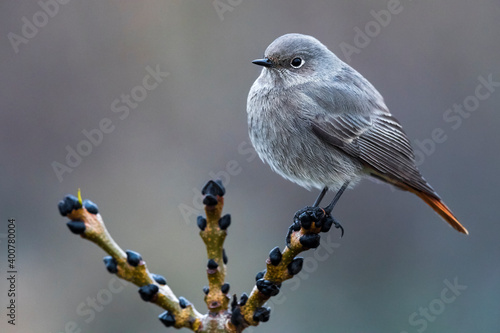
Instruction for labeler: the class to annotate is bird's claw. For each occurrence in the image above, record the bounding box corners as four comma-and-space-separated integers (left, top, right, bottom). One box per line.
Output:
331, 216, 344, 238
294, 206, 325, 229
287, 206, 344, 246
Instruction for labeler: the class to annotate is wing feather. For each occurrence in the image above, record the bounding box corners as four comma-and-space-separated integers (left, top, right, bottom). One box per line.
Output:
311, 111, 438, 197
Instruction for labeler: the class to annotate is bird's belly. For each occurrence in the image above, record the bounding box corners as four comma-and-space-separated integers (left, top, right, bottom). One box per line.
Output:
249, 114, 363, 191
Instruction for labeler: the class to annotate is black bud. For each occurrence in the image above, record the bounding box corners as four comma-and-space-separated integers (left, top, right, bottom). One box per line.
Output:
255, 270, 265, 281
207, 259, 219, 270
83, 199, 99, 214
203, 195, 218, 206
296, 207, 325, 229
231, 294, 238, 310
223, 248, 228, 264
287, 257, 303, 276
151, 274, 167, 285
66, 221, 86, 235
103, 256, 118, 274
216, 180, 227, 194
218, 214, 231, 230
159, 311, 176, 327
300, 234, 321, 249
203, 286, 209, 295
231, 307, 244, 327
126, 250, 142, 267
287, 222, 302, 245
291, 222, 302, 231
201, 180, 225, 197
299, 214, 313, 229
256, 279, 280, 297
178, 296, 189, 308
253, 307, 271, 322
197, 216, 207, 231
58, 201, 69, 217
138, 284, 159, 302
58, 195, 82, 216
239, 293, 248, 306
221, 283, 230, 294
269, 246, 282, 266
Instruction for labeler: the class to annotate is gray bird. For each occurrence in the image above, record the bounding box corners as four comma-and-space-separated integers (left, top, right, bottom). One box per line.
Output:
247, 33, 468, 234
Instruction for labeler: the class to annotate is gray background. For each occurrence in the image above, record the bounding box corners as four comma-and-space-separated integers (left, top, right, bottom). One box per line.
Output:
1, 1, 499, 332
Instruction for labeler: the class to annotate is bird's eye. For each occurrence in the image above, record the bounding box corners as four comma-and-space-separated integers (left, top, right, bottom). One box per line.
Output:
290, 57, 304, 68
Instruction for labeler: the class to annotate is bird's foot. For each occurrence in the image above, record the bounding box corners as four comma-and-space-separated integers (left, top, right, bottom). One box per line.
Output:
325, 215, 344, 238
286, 206, 344, 246
294, 206, 325, 229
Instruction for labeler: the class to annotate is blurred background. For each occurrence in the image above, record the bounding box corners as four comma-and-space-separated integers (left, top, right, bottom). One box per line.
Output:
1, 1, 499, 332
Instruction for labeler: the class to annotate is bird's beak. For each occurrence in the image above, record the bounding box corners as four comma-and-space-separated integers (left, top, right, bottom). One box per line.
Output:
252, 58, 273, 68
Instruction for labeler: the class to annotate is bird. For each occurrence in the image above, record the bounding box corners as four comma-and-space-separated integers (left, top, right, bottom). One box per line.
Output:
246, 33, 468, 235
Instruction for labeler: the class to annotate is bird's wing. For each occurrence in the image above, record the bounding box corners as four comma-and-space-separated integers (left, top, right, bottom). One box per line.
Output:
310, 110, 438, 197
311, 110, 471, 234
302, 70, 467, 234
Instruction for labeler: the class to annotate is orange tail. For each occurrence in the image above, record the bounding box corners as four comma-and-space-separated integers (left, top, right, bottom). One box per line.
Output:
415, 192, 469, 235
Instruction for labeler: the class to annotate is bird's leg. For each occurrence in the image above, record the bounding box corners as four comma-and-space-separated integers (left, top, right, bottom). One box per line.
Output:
287, 206, 326, 246
287, 186, 333, 245
319, 181, 349, 237
312, 186, 328, 207
292, 186, 328, 224
287, 183, 349, 245
292, 186, 328, 228
324, 182, 349, 215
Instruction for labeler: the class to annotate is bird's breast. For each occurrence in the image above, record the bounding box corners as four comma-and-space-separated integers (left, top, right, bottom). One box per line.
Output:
247, 82, 362, 190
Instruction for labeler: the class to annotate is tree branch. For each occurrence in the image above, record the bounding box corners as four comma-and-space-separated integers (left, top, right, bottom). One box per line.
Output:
58, 195, 203, 331
238, 206, 336, 327
198, 180, 231, 314
58, 181, 340, 332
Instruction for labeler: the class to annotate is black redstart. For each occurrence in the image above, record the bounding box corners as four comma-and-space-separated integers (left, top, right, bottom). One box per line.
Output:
247, 33, 468, 234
